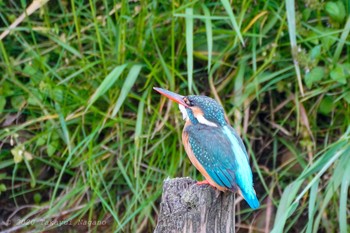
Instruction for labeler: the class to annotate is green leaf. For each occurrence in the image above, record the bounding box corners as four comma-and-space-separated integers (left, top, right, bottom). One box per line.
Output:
302, 8, 311, 21
0, 96, 6, 113
33, 193, 42, 204
87, 64, 127, 110
23, 64, 42, 84
11, 95, 25, 110
36, 137, 46, 147
343, 92, 350, 104
0, 184, 6, 192
319, 96, 334, 115
305, 66, 325, 88
330, 63, 350, 84
47, 142, 58, 157
111, 64, 142, 117
325, 1, 345, 23
309, 45, 321, 61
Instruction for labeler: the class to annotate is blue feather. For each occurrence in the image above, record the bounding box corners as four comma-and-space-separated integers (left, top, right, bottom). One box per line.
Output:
185, 123, 260, 209
242, 188, 260, 209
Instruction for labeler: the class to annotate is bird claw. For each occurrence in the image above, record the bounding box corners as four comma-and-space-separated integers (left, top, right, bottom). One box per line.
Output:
196, 180, 220, 190
197, 180, 230, 192
197, 180, 219, 188
196, 180, 210, 185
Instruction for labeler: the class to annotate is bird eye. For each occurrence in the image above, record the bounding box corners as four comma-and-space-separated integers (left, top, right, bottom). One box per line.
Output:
183, 97, 192, 106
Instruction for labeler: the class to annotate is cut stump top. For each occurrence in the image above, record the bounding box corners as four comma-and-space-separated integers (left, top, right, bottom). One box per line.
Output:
154, 177, 235, 233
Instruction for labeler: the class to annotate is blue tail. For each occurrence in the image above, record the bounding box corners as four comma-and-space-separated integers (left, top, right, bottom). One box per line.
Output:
242, 189, 260, 209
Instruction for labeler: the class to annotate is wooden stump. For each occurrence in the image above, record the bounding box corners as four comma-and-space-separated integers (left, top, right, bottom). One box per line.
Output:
154, 177, 235, 233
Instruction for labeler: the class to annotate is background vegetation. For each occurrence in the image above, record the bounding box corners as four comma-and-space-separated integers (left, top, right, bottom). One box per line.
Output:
0, 0, 349, 232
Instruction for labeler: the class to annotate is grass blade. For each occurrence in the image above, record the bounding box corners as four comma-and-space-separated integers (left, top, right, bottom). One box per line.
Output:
333, 16, 350, 64
94, 188, 121, 227
49, 35, 82, 58
111, 64, 143, 117
285, 0, 304, 96
293, 148, 345, 206
173, 13, 229, 20
87, 64, 127, 110
151, 29, 174, 89
306, 180, 319, 233
135, 90, 148, 145
339, 156, 350, 233
56, 102, 71, 153
185, 8, 193, 93
313, 148, 350, 232
0, 0, 49, 40
58, 61, 100, 85
23, 157, 36, 188
201, 4, 213, 74
220, 0, 244, 46
271, 180, 303, 233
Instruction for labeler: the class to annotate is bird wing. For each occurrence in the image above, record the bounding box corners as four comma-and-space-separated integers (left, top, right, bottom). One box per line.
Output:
184, 124, 242, 190
184, 123, 260, 209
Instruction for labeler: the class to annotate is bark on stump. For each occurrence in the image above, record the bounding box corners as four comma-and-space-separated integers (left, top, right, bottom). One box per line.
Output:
154, 177, 235, 233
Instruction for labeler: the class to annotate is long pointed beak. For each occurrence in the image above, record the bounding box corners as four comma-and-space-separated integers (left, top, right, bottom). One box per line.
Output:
153, 87, 190, 108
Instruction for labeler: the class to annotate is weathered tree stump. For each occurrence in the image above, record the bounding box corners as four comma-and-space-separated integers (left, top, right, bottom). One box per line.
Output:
154, 177, 235, 233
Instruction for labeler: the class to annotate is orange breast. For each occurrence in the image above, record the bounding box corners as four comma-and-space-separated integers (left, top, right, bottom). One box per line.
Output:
182, 121, 226, 191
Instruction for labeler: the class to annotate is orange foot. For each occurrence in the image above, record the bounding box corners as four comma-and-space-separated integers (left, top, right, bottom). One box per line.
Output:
196, 180, 218, 189
197, 180, 210, 185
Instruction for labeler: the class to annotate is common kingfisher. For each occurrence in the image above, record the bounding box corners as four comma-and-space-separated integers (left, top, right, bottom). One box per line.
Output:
154, 87, 260, 209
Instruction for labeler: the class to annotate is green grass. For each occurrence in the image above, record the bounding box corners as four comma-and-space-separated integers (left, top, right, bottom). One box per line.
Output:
0, 0, 349, 232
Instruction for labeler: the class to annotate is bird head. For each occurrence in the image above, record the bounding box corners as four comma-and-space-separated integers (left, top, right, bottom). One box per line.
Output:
154, 87, 227, 127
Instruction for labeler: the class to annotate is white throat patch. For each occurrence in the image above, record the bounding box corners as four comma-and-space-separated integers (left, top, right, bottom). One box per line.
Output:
178, 104, 188, 120
178, 104, 218, 127
196, 115, 218, 127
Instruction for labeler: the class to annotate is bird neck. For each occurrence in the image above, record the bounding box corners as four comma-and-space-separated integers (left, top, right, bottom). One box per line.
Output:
186, 108, 230, 127
186, 109, 199, 124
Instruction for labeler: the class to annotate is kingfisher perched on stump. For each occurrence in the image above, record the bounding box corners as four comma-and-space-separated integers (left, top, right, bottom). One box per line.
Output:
154, 87, 260, 209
